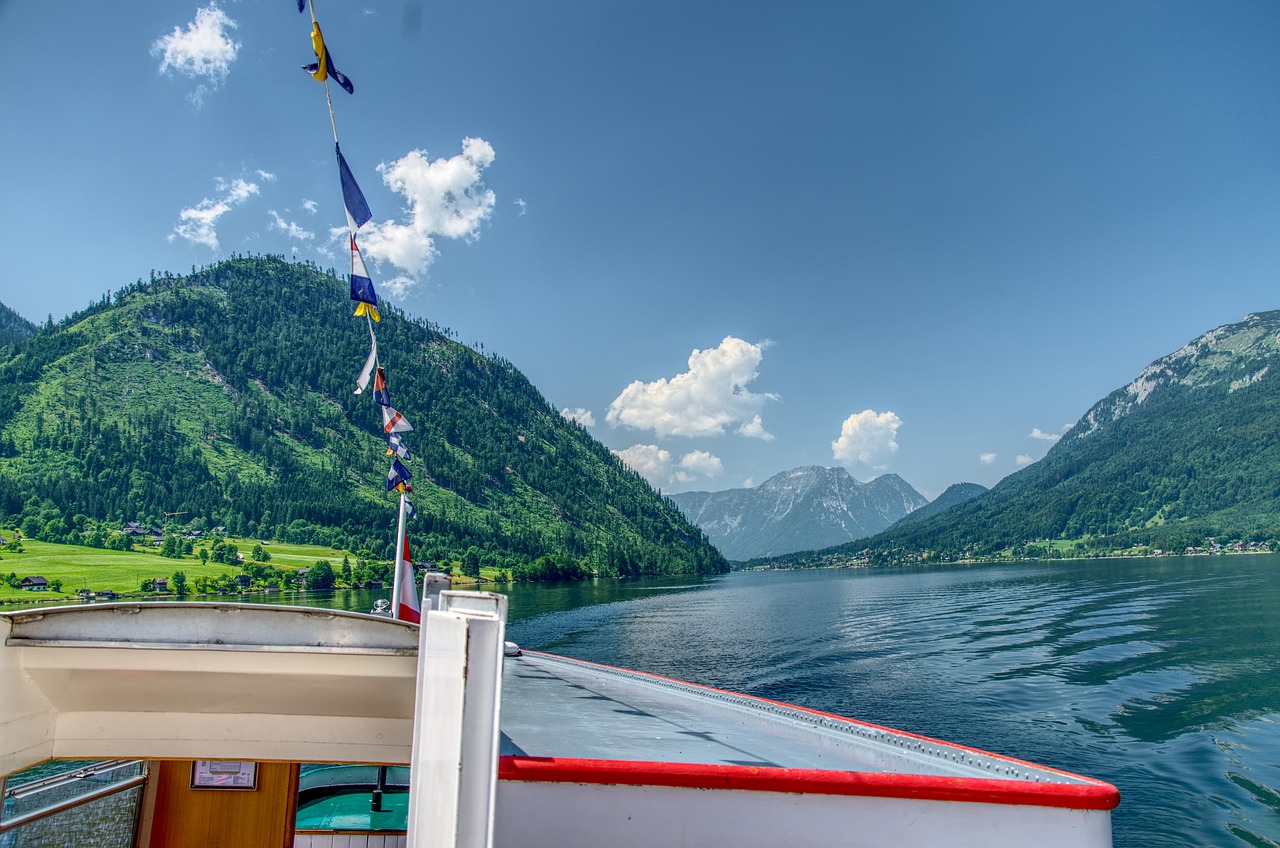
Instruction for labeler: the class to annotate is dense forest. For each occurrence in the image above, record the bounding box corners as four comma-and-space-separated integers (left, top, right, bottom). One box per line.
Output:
0, 257, 728, 579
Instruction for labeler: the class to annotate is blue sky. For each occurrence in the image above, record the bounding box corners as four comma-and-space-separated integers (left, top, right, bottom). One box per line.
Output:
2, 1, 1279, 498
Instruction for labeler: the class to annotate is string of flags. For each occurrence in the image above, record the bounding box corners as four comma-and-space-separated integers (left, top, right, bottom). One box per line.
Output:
297, 0, 418, 622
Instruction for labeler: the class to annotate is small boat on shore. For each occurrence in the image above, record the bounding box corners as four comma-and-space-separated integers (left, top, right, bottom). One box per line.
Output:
0, 600, 1117, 847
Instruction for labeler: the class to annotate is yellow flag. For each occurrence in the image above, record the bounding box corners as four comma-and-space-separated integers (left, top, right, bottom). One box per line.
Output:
310, 23, 329, 82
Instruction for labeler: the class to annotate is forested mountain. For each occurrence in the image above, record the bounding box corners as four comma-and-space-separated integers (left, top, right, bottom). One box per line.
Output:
766, 311, 1280, 566
0, 302, 36, 352
670, 466, 926, 560
0, 257, 727, 578
890, 483, 987, 528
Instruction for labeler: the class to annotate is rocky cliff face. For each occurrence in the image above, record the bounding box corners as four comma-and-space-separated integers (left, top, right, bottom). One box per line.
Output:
670, 466, 927, 560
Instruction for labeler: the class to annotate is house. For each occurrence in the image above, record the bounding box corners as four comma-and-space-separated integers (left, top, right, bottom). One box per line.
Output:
20, 576, 49, 591
154, 578, 168, 592
237, 574, 252, 590
97, 590, 119, 600
124, 522, 148, 536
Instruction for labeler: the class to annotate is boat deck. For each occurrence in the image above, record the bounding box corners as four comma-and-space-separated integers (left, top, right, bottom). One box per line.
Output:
500, 651, 1082, 784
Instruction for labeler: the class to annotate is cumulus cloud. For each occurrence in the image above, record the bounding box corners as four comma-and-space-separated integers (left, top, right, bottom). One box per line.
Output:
169, 177, 259, 250
606, 337, 777, 439
514, 198, 527, 216
1030, 428, 1061, 442
680, 450, 723, 478
1016, 454, 1034, 466
356, 138, 496, 292
831, 409, 902, 469
560, 407, 596, 428
256, 170, 277, 183
152, 4, 240, 106
303, 199, 319, 214
268, 210, 315, 242
980, 452, 997, 465
613, 444, 724, 489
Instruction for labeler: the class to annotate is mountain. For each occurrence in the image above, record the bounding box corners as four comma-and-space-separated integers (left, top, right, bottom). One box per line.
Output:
0, 257, 727, 579
0, 302, 36, 351
891, 482, 987, 528
669, 466, 927, 560
773, 311, 1280, 565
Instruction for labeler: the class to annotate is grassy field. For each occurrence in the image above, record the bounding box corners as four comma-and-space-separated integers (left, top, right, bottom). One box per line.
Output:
0, 534, 356, 603
0, 532, 501, 605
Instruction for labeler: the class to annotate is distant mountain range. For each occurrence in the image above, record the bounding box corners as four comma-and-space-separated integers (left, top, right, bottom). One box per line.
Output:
0, 258, 727, 579
769, 310, 1280, 566
669, 466, 927, 560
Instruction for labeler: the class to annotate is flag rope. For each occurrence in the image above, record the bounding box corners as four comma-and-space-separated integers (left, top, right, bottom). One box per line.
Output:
298, 0, 419, 621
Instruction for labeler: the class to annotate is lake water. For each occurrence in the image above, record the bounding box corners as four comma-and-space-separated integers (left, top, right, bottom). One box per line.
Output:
253, 554, 1280, 847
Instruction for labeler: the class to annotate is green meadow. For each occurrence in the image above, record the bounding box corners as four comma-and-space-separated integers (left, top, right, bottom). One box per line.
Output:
0, 534, 355, 603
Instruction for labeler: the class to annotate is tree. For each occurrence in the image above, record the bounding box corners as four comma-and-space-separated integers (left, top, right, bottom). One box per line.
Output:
171, 571, 188, 596
48, 578, 63, 592
305, 561, 335, 591
251, 543, 270, 562
463, 546, 481, 579
198, 548, 209, 565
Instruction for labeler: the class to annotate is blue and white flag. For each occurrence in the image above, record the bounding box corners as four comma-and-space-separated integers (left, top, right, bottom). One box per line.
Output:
404, 496, 417, 520
336, 143, 372, 229
387, 431, 410, 461
350, 232, 378, 308
386, 457, 412, 492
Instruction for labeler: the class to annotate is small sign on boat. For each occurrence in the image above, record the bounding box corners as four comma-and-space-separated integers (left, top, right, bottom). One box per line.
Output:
191, 760, 257, 790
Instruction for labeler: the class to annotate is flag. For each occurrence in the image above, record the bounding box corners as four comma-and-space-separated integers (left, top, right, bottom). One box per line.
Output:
350, 231, 379, 320
403, 496, 416, 519
396, 535, 421, 624
371, 366, 389, 407
303, 22, 354, 94
387, 431, 410, 460
386, 457, 412, 492
354, 334, 377, 394
382, 406, 412, 434
337, 143, 372, 229
296, 0, 306, 11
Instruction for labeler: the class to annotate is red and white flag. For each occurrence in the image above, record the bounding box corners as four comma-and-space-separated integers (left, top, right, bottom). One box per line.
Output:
396, 534, 421, 624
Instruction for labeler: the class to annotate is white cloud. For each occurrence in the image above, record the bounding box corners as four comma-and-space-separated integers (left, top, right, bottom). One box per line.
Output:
256, 170, 277, 183
613, 444, 723, 489
980, 452, 997, 465
514, 198, 527, 216
560, 407, 596, 427
268, 210, 315, 242
606, 337, 777, 439
152, 4, 240, 106
680, 450, 723, 478
831, 409, 902, 469
1016, 454, 1034, 466
737, 414, 774, 441
169, 177, 259, 250
303, 199, 318, 215
1030, 427, 1061, 442
357, 138, 497, 291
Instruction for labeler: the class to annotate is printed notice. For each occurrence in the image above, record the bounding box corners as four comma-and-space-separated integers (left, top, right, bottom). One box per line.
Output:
191, 760, 257, 790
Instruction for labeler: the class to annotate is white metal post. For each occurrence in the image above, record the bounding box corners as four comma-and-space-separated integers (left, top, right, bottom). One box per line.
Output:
406, 591, 508, 848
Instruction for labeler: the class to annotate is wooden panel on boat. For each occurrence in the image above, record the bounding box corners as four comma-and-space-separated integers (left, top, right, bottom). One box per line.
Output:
141, 760, 299, 848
